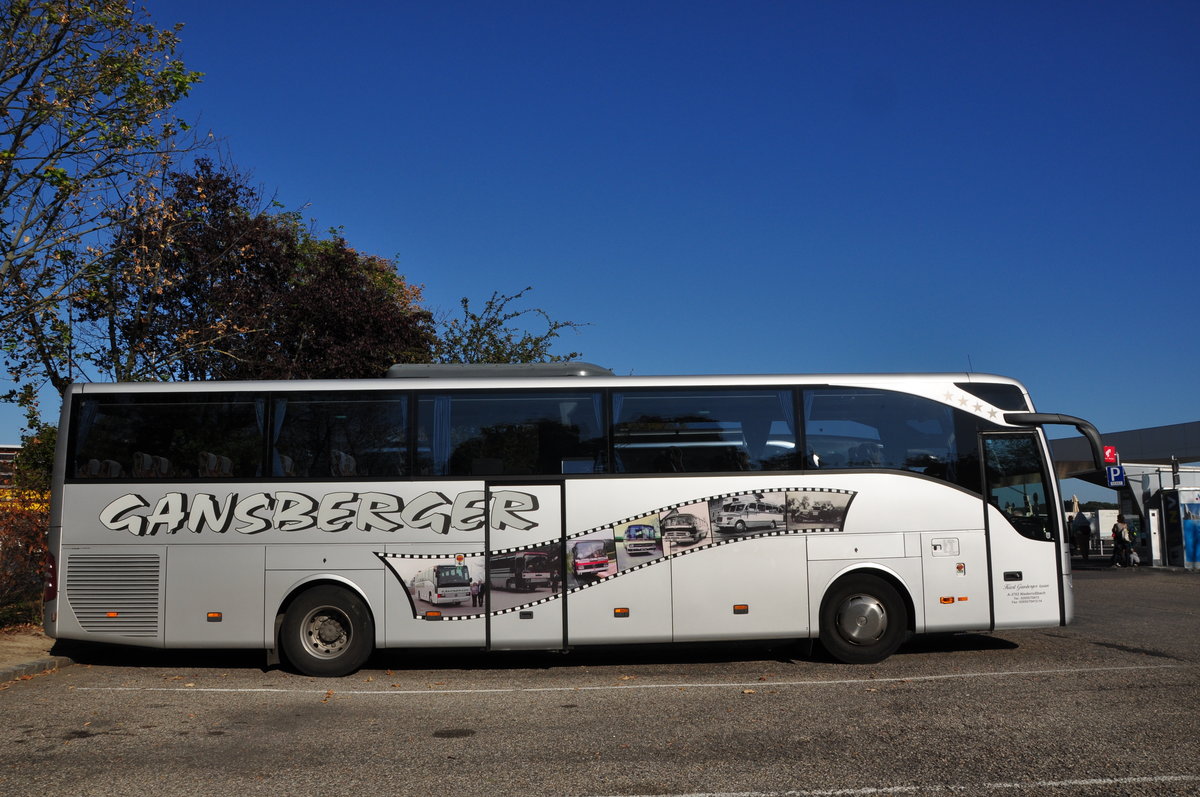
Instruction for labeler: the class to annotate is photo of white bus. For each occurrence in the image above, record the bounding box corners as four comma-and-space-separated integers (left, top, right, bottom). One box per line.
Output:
622, 524, 659, 555
42, 364, 1104, 676
410, 564, 472, 606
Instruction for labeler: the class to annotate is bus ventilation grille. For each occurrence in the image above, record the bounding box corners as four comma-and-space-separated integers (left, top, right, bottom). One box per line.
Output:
65, 553, 161, 637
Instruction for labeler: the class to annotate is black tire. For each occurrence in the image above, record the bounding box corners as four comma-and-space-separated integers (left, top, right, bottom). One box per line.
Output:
818, 574, 906, 664
281, 585, 374, 677
734, 520, 747, 534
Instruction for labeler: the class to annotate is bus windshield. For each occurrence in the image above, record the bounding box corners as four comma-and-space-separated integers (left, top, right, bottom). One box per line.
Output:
435, 565, 471, 586
574, 541, 607, 559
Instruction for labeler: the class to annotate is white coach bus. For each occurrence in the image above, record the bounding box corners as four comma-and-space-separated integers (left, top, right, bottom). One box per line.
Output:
43, 364, 1103, 676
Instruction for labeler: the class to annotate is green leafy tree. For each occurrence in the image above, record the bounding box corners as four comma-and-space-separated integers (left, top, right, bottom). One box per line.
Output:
12, 419, 54, 491
0, 0, 202, 399
434, 287, 585, 364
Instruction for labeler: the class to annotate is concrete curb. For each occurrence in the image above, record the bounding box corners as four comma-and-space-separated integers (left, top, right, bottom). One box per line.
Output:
0, 654, 74, 684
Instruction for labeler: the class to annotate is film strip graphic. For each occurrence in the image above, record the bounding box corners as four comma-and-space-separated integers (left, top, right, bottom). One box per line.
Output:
378, 486, 856, 621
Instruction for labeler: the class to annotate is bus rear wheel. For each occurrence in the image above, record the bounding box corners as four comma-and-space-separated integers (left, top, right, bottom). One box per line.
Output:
819, 574, 906, 664
281, 585, 374, 677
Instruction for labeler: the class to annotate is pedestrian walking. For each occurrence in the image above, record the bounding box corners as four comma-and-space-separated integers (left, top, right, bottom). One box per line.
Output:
1110, 514, 1131, 568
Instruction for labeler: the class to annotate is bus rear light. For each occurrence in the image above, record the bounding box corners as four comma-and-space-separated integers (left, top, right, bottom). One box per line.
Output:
957, 597, 969, 602
207, 612, 223, 622
939, 597, 954, 605
613, 608, 629, 618
105, 611, 120, 618
733, 604, 749, 615
424, 611, 443, 620
42, 552, 57, 602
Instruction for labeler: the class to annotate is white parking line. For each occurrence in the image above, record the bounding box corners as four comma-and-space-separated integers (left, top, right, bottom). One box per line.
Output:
76, 662, 1184, 696
592, 774, 1200, 796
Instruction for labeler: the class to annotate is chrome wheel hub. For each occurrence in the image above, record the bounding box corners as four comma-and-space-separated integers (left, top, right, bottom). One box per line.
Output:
836, 593, 887, 645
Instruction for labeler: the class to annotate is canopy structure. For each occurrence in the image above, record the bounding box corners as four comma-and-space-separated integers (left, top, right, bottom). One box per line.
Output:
1050, 421, 1200, 482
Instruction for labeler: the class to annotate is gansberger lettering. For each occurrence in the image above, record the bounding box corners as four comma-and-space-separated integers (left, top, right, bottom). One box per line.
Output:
98, 489, 540, 537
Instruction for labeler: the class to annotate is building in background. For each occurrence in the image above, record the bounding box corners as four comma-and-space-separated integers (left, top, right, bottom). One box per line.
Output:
0, 444, 18, 488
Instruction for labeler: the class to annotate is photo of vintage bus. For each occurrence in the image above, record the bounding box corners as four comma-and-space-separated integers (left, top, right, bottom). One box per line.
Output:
660, 512, 707, 545
714, 496, 785, 534
489, 551, 552, 592
569, 539, 611, 580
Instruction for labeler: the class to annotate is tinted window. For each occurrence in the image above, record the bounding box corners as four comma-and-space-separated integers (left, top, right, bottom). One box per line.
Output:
272, 393, 408, 478
417, 392, 604, 477
804, 387, 983, 492
71, 393, 264, 479
612, 389, 796, 473
955, 382, 1029, 411
984, 434, 1055, 541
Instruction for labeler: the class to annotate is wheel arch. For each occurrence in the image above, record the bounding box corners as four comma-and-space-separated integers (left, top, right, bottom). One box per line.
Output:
814, 563, 917, 636
271, 574, 380, 649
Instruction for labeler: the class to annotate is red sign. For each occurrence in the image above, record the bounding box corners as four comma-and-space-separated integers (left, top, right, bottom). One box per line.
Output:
1103, 446, 1119, 464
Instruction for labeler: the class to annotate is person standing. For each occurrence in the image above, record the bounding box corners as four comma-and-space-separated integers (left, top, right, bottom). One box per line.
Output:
1110, 515, 1131, 568
1074, 513, 1093, 560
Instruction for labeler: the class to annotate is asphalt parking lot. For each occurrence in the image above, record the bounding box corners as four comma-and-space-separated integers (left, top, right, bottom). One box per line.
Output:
1, 567, 1197, 797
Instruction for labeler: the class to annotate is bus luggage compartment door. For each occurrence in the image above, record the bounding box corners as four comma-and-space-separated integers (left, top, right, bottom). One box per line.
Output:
485, 482, 565, 650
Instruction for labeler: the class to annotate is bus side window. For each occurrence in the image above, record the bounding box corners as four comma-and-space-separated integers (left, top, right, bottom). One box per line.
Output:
416, 392, 604, 478
612, 389, 795, 474
803, 387, 983, 492
272, 393, 408, 478
70, 394, 264, 480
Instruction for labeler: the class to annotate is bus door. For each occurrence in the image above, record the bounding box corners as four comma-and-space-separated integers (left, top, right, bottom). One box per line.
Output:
485, 481, 566, 650
981, 433, 1065, 630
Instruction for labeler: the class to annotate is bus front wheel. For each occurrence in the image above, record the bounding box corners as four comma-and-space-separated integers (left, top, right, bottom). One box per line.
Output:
819, 574, 906, 664
281, 585, 374, 677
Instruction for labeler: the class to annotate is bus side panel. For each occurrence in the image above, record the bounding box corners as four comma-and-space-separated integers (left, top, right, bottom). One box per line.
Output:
919, 530, 991, 633
490, 603, 564, 650
566, 476, 753, 540
165, 545, 265, 647
381, 543, 485, 648
671, 536, 808, 642
807, 556, 924, 636
987, 506, 1064, 630
264, 545, 387, 649
567, 565, 672, 645
56, 544, 167, 648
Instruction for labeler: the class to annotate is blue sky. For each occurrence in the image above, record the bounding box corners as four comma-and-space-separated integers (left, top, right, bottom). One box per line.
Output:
4, 1, 1198, 488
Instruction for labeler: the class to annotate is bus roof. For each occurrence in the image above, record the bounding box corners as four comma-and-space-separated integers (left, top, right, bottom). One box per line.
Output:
385, 362, 615, 378
63, 370, 1025, 394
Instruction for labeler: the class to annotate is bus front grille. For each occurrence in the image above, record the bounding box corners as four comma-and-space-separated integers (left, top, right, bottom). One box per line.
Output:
65, 553, 162, 637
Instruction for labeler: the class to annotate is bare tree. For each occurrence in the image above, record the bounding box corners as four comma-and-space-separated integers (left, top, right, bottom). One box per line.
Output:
433, 287, 585, 364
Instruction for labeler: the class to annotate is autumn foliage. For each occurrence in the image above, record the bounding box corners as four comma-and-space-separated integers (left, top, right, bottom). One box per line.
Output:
0, 491, 48, 624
